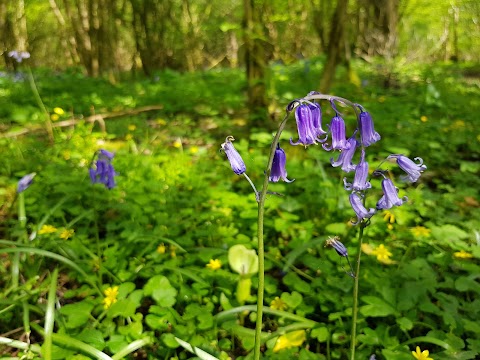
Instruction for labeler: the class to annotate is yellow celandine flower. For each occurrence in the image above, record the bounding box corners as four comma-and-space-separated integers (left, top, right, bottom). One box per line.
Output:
59, 229, 74, 240
270, 297, 288, 311
38, 224, 57, 235
103, 286, 119, 309
273, 330, 306, 352
371, 244, 396, 265
128, 124, 136, 131
173, 139, 182, 148
412, 346, 433, 360
454, 250, 473, 259
420, 115, 428, 122
206, 259, 222, 270
157, 243, 166, 254
53, 107, 65, 115
189, 146, 199, 154
50, 113, 59, 121
410, 226, 431, 238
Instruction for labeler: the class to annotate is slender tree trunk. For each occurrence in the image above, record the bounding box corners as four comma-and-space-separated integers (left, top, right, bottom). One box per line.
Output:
243, 0, 267, 120
319, 0, 349, 93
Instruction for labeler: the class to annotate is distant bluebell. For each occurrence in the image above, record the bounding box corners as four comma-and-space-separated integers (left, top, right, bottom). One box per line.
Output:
357, 108, 380, 147
221, 136, 246, 175
349, 193, 375, 224
89, 149, 117, 189
388, 154, 427, 183
376, 177, 408, 210
17, 173, 36, 193
8, 51, 30, 63
344, 150, 371, 191
269, 144, 294, 183
331, 135, 357, 172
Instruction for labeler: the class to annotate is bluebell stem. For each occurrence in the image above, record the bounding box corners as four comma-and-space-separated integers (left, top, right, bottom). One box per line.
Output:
221, 136, 246, 175
349, 193, 375, 225
8, 51, 30, 63
344, 150, 371, 191
17, 173, 36, 193
290, 104, 326, 146
323, 101, 350, 151
357, 106, 380, 147
376, 176, 408, 210
331, 135, 357, 172
269, 144, 294, 183
89, 149, 117, 189
388, 154, 427, 183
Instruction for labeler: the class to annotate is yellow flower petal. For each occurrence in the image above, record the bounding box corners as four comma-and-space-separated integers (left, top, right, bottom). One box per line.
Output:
273, 330, 306, 352
206, 259, 222, 270
38, 224, 57, 235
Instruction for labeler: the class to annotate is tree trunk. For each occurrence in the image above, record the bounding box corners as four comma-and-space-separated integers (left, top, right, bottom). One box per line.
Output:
319, 0, 349, 93
243, 0, 267, 120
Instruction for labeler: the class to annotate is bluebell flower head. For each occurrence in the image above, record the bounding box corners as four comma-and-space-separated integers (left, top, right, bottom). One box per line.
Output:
17, 173, 36, 193
89, 149, 117, 189
388, 154, 427, 183
331, 135, 357, 172
290, 104, 326, 146
344, 150, 371, 191
325, 236, 348, 257
357, 107, 380, 146
376, 177, 408, 210
349, 193, 375, 224
8, 51, 30, 63
269, 144, 294, 183
323, 101, 350, 151
309, 103, 327, 137
221, 136, 246, 175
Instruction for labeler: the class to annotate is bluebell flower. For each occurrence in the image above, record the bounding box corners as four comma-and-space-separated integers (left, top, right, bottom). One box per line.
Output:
8, 51, 30, 63
344, 150, 371, 191
89, 149, 117, 189
322, 102, 350, 151
290, 104, 326, 146
325, 236, 348, 257
388, 154, 427, 183
331, 135, 357, 172
376, 177, 408, 210
17, 173, 36, 193
357, 108, 380, 146
349, 193, 375, 224
269, 144, 294, 183
221, 136, 246, 175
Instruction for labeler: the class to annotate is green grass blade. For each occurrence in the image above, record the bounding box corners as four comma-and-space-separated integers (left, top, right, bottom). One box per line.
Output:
0, 336, 41, 353
0, 247, 101, 294
111, 338, 151, 360
174, 336, 220, 360
31, 323, 113, 360
44, 268, 59, 360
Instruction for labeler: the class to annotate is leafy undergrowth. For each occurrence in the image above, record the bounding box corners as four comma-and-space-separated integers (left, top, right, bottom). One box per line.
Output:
0, 60, 479, 360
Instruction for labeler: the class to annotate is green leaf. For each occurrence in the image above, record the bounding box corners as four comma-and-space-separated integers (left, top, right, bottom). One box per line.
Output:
107, 299, 137, 318
359, 296, 398, 317
397, 317, 414, 331
59, 301, 95, 329
311, 327, 329, 342
281, 291, 303, 309
76, 329, 105, 350
144, 275, 177, 307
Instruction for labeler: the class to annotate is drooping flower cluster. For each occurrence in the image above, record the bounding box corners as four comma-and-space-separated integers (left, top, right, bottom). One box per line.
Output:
290, 92, 426, 225
221, 92, 426, 225
89, 149, 117, 189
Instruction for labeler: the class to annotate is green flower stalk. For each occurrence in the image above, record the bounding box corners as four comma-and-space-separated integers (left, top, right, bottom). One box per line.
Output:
228, 244, 258, 304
